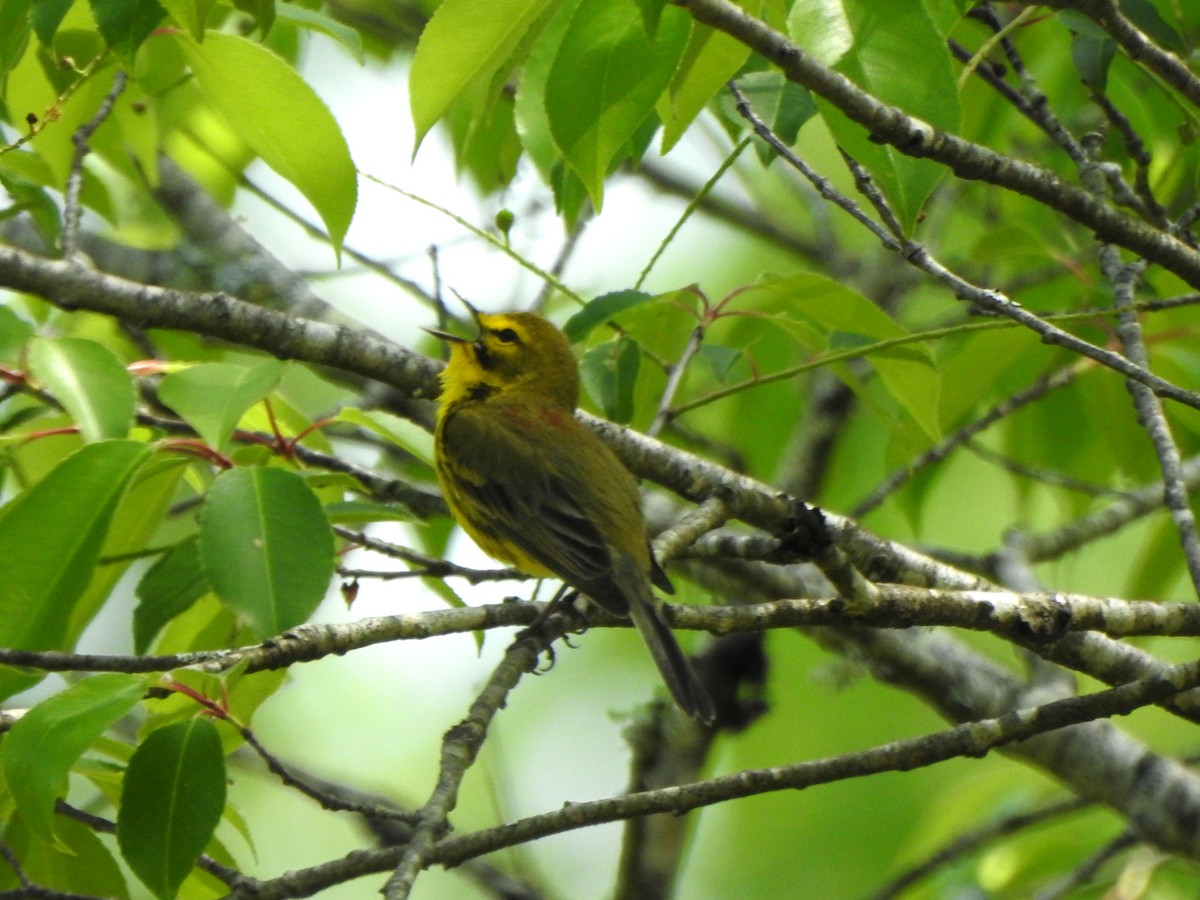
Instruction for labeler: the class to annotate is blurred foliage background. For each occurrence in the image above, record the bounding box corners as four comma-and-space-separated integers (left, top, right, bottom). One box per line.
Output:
3, 0, 1200, 897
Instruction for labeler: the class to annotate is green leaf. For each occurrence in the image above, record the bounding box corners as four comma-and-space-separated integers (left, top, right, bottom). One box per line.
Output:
788, 0, 853, 66
332, 407, 434, 466
134, 536, 209, 654
230, 0, 272, 36
632, 0, 667, 37
821, 0, 960, 229
741, 274, 940, 441
200, 466, 334, 636
157, 359, 283, 451
546, 1, 690, 209
89, 0, 166, 59
581, 336, 641, 424
3, 674, 147, 844
118, 718, 226, 900
27, 336, 135, 442
0, 305, 34, 362
275, 3, 364, 63
444, 84, 522, 191
563, 290, 655, 342
409, 0, 563, 149
0, 440, 151, 699
0, 813, 130, 897
172, 32, 357, 254
0, 0, 31, 95
156, 0, 213, 40
0, 170, 63, 246
658, 21, 751, 152
513, 0, 580, 181
68, 454, 188, 644
323, 500, 414, 525
1070, 28, 1116, 90
1120, 0, 1185, 52
30, 0, 72, 45
699, 344, 748, 383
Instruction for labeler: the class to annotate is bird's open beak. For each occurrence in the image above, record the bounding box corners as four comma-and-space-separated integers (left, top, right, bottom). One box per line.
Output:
424, 297, 483, 344
423, 327, 466, 344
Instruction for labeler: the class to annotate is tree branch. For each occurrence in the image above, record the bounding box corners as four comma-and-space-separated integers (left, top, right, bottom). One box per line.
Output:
674, 0, 1200, 287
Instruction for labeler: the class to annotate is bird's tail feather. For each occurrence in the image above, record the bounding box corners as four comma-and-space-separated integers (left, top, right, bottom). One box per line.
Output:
626, 592, 715, 724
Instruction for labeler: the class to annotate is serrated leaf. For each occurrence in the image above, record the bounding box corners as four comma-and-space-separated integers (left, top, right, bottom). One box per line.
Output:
409, 0, 562, 149
172, 32, 356, 254
0, 440, 151, 699
28, 336, 135, 442
157, 359, 283, 451
134, 537, 209, 654
118, 718, 226, 900
563, 290, 655, 342
546, 1, 690, 209
3, 674, 147, 844
200, 466, 334, 636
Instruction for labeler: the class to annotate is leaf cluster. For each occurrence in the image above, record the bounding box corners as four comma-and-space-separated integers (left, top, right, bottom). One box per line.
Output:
2, 0, 1200, 898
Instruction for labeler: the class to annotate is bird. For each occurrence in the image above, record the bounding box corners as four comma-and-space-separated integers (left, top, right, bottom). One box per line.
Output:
428, 308, 715, 723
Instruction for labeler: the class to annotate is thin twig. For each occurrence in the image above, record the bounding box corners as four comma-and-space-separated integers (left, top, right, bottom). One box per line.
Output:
853, 361, 1085, 516
648, 321, 705, 438
635, 137, 752, 290
61, 70, 126, 260
1103, 247, 1200, 595
871, 796, 1091, 899
723, 81, 1200, 418
381, 617, 567, 897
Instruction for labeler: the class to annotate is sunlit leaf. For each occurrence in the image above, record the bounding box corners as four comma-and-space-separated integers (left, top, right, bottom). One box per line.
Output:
172, 32, 357, 254
409, 0, 563, 149
546, 0, 690, 209
28, 337, 135, 442
157, 359, 283, 451
3, 674, 147, 844
0, 441, 151, 699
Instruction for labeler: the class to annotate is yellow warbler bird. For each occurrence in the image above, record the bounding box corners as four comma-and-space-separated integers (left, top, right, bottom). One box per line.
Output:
429, 309, 714, 723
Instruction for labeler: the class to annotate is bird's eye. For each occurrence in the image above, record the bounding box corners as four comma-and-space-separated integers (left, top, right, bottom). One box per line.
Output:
495, 328, 518, 344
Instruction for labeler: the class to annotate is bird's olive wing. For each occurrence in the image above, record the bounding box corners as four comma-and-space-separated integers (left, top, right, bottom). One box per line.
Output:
440, 406, 621, 602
